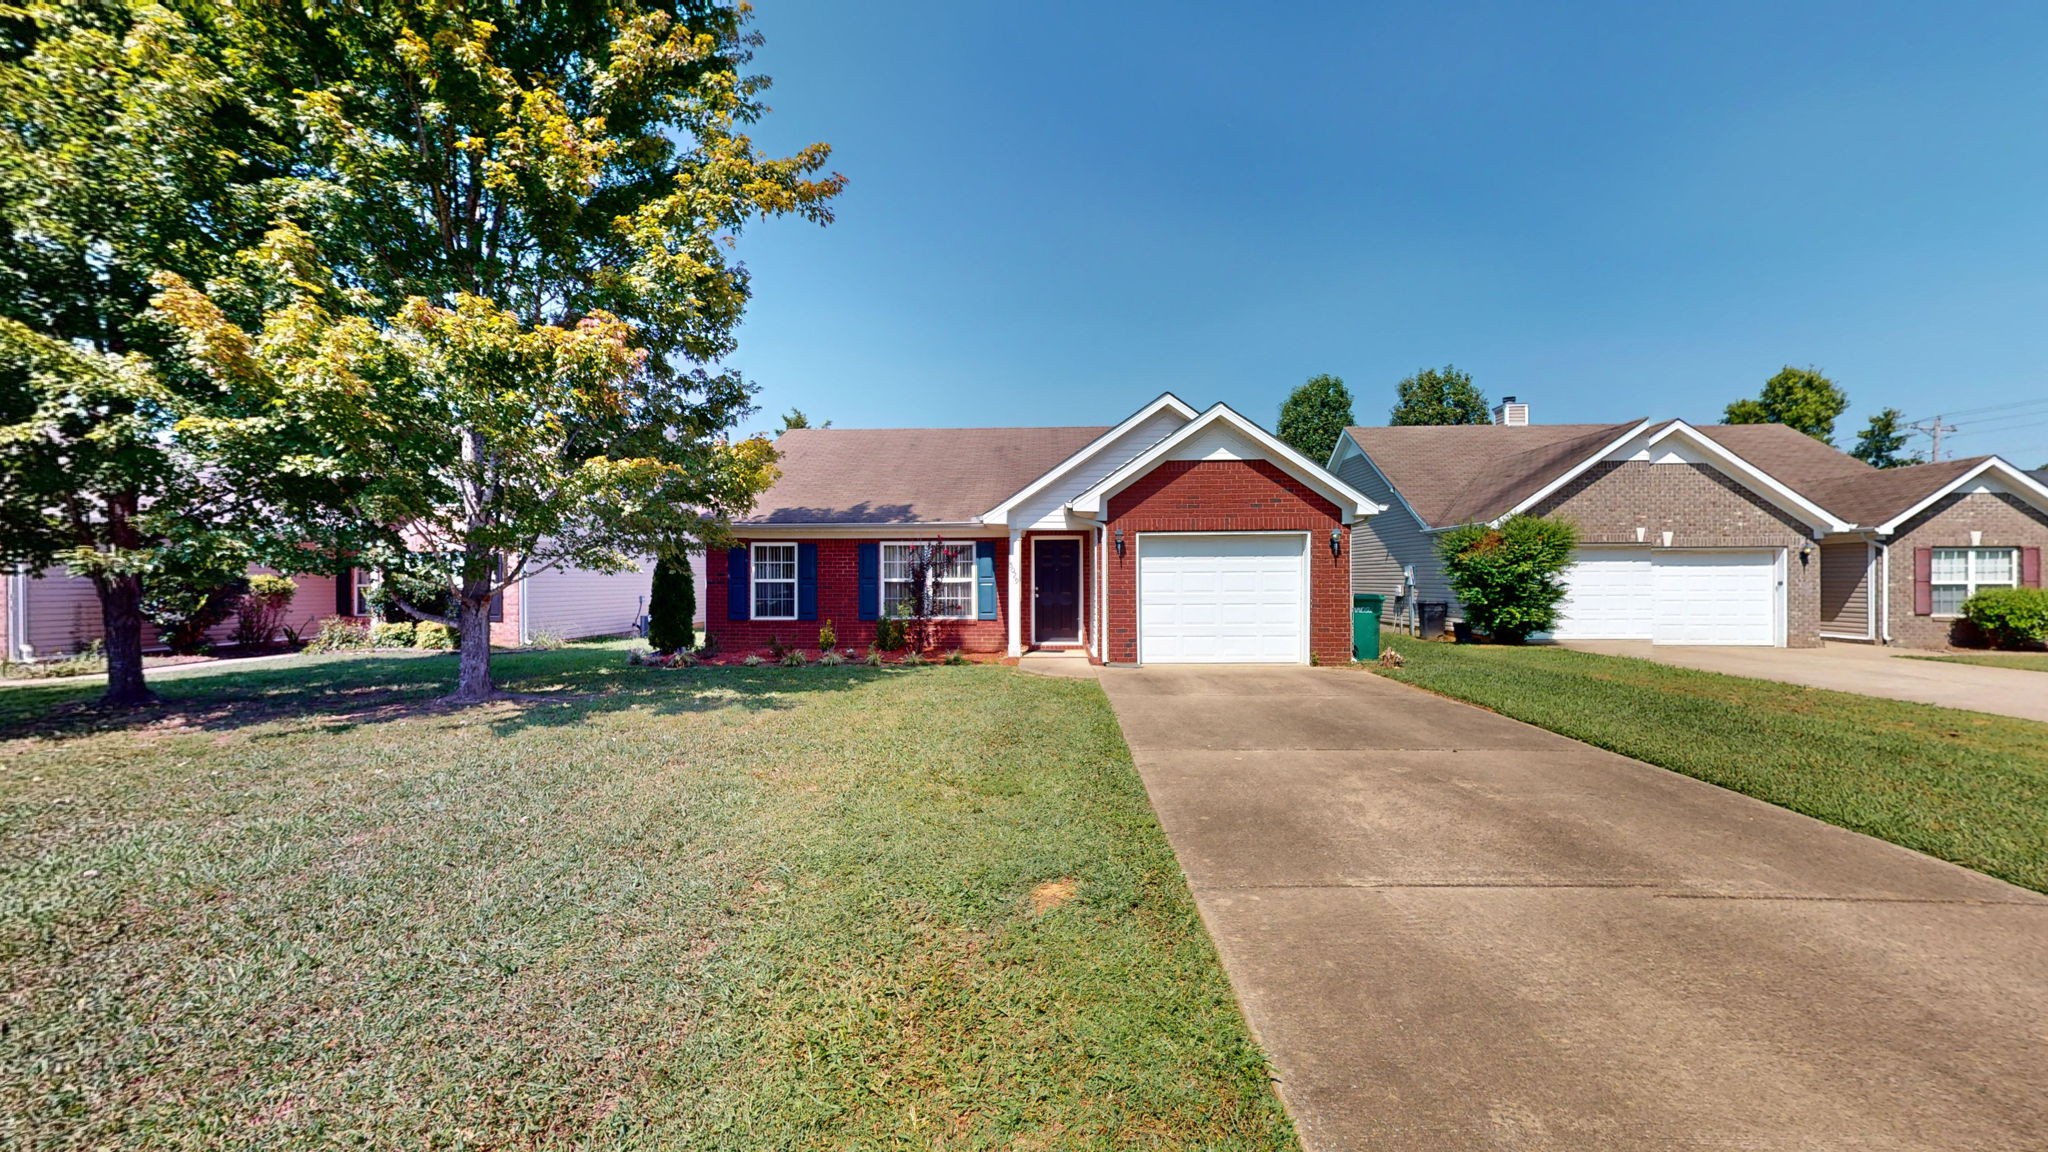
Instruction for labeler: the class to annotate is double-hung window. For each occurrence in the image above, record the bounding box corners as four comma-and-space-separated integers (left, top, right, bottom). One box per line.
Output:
351, 568, 375, 617
1929, 547, 2018, 616
752, 543, 798, 620
881, 542, 975, 618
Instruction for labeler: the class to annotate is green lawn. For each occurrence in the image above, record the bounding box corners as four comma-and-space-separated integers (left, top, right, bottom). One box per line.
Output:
0, 644, 1295, 1150
1373, 634, 2048, 894
1902, 651, 2048, 673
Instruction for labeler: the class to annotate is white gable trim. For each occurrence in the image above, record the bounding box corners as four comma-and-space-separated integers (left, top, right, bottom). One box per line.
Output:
1585, 421, 1855, 534
1067, 403, 1384, 522
1489, 420, 1656, 528
980, 392, 1198, 525
1876, 457, 2048, 534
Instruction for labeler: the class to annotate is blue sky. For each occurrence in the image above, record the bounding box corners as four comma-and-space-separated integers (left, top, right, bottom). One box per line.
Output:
727, 1, 2048, 466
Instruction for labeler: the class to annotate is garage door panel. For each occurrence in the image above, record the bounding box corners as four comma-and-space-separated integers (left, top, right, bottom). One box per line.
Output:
1553, 551, 1654, 640
1553, 548, 1780, 646
1139, 534, 1306, 664
1651, 552, 1778, 646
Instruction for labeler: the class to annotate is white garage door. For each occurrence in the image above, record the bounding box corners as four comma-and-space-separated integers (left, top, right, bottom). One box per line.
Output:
1138, 533, 1306, 663
1651, 551, 1779, 646
1552, 550, 1653, 639
1552, 548, 1780, 646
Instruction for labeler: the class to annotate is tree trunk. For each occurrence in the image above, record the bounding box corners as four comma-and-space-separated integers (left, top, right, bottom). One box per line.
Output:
448, 591, 497, 703
95, 572, 156, 708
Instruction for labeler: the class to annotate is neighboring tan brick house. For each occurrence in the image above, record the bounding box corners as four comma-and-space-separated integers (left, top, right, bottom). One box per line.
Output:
707, 395, 1380, 664
1332, 400, 2047, 649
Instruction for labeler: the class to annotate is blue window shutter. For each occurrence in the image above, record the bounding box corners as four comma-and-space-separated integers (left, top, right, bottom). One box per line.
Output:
857, 543, 880, 621
797, 543, 819, 621
976, 541, 998, 620
726, 547, 749, 621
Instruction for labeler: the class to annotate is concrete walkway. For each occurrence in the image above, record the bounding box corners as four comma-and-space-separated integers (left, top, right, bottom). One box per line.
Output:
1098, 665, 2048, 1152
1561, 640, 2048, 724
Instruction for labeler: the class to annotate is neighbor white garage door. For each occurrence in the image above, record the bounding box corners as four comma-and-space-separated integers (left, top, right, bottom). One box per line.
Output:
1552, 548, 1781, 646
1650, 551, 1780, 645
1138, 533, 1307, 663
1551, 551, 1653, 639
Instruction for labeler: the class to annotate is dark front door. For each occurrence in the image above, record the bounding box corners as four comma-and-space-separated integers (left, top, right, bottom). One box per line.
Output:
1033, 538, 1081, 643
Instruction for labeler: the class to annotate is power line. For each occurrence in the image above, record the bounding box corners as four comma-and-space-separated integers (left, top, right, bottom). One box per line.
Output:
1947, 415, 2048, 440
1901, 396, 2048, 425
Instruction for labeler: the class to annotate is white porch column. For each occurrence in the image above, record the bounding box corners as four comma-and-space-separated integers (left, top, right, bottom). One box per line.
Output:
1006, 528, 1024, 656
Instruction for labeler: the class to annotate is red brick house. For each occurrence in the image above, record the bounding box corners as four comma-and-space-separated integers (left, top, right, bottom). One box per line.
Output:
707, 395, 1381, 664
1333, 399, 2048, 648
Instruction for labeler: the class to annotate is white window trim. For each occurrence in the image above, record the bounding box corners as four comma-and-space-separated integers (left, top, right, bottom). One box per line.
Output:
881, 541, 977, 620
351, 568, 375, 617
751, 542, 799, 621
1929, 546, 2019, 618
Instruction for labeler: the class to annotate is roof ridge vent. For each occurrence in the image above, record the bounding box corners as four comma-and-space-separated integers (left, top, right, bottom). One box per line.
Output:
1493, 396, 1530, 426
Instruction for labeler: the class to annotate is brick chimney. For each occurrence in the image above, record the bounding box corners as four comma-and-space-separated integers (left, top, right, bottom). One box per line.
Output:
1493, 396, 1529, 426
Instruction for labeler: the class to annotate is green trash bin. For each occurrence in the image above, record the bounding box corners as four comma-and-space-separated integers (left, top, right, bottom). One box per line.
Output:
1352, 593, 1385, 661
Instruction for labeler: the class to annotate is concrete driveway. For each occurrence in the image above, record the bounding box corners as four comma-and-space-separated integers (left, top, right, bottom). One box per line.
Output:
1098, 665, 2048, 1152
1562, 640, 2048, 724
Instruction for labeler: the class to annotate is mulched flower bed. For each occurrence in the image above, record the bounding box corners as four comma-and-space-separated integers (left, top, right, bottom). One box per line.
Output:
632, 648, 1010, 669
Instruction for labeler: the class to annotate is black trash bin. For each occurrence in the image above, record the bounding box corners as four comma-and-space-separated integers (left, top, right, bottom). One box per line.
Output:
1418, 601, 1449, 640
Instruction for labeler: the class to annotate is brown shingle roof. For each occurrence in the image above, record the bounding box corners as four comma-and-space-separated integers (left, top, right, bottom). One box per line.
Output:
1801, 457, 1994, 526
1351, 415, 2014, 529
1344, 421, 1644, 527
739, 425, 1110, 525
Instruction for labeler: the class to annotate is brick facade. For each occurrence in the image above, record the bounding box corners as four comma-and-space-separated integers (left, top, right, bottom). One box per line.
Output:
1102, 460, 1350, 664
1529, 460, 1824, 647
706, 536, 1011, 654
1885, 491, 2048, 649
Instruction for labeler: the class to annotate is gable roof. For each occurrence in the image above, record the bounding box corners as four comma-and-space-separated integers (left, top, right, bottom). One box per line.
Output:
981, 393, 1198, 524
1341, 421, 1643, 528
1342, 416, 2042, 534
739, 425, 1107, 525
1070, 403, 1383, 521
1798, 456, 1987, 527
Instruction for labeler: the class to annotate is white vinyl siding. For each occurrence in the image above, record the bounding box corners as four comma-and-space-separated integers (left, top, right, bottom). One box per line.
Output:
1008, 408, 1190, 530
1333, 445, 1458, 625
10, 567, 339, 660
520, 556, 658, 640
751, 543, 798, 620
1930, 547, 2017, 617
881, 543, 974, 618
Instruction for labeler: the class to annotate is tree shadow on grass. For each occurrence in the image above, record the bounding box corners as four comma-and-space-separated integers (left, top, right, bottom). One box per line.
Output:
0, 648, 914, 744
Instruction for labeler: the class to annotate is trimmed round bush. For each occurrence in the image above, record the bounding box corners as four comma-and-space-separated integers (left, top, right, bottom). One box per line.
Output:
1962, 587, 2048, 649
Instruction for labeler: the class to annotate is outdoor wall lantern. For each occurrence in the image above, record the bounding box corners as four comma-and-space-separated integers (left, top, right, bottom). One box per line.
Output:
1330, 528, 1343, 558
1799, 541, 1813, 565
1114, 527, 1126, 557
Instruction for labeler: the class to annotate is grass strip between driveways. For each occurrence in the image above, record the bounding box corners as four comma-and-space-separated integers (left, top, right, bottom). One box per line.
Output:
1901, 651, 2048, 673
1373, 634, 2048, 894
0, 644, 1296, 1150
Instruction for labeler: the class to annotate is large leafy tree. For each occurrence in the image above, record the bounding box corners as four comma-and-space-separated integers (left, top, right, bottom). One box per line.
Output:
156, 1, 838, 702
1850, 407, 1920, 469
1277, 373, 1354, 462
1723, 366, 1848, 444
0, 1, 258, 705
1390, 364, 1491, 426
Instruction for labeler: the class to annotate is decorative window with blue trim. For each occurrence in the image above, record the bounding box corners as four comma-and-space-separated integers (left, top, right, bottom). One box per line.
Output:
751, 543, 798, 620
882, 542, 975, 618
